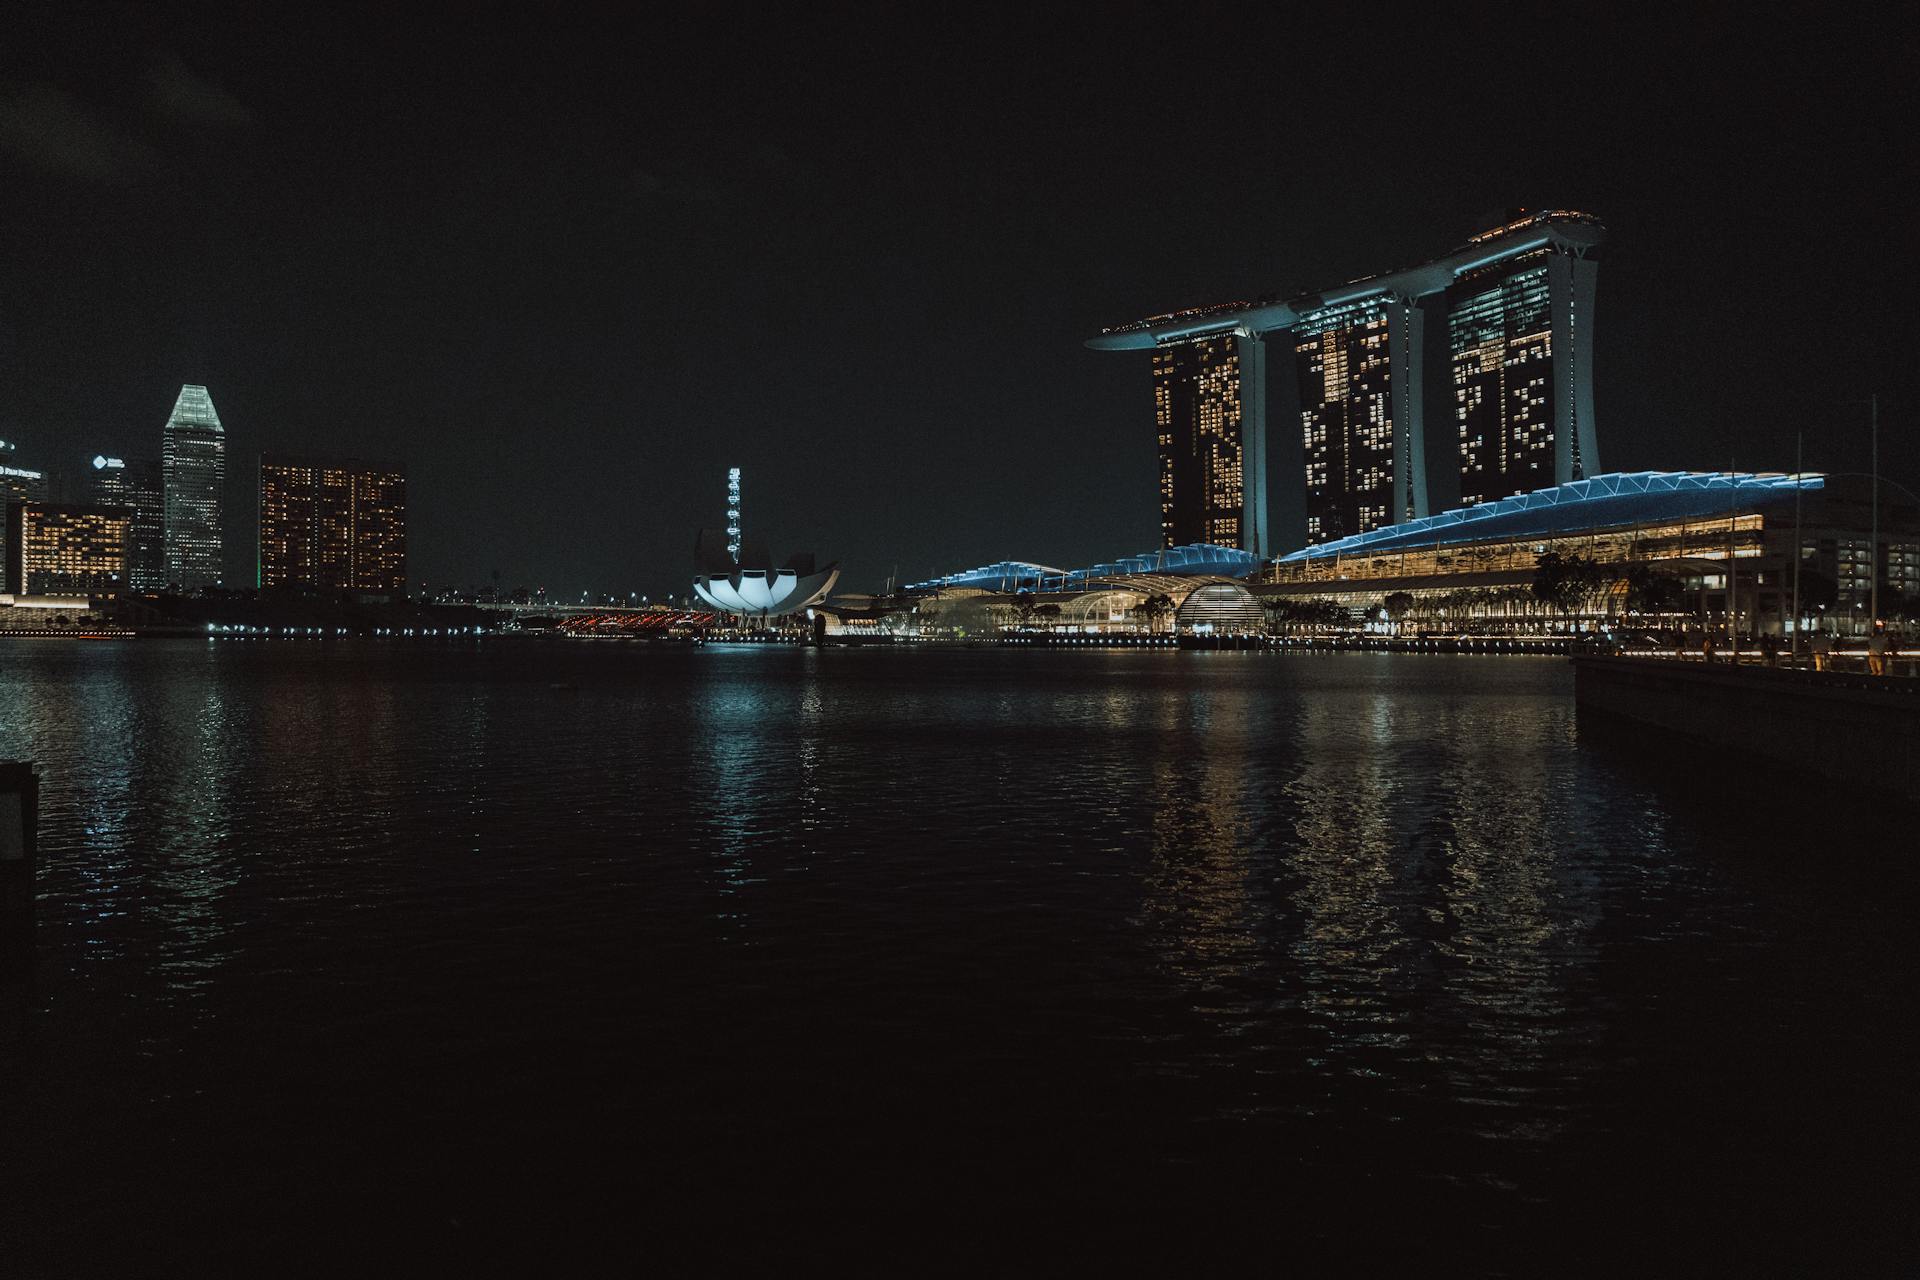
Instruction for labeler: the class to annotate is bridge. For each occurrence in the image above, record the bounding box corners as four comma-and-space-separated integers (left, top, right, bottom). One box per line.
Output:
551, 607, 718, 634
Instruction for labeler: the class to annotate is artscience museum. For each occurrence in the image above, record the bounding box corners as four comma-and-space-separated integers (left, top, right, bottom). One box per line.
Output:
691, 528, 840, 617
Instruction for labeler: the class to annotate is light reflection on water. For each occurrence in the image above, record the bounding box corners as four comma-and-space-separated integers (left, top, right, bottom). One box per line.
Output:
0, 640, 1913, 1263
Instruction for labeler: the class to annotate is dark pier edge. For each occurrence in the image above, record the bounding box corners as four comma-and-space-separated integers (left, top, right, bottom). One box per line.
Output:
1572, 658, 1920, 807
2, 760, 40, 1006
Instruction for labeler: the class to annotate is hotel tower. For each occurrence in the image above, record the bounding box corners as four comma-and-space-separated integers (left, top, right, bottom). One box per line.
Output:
1091, 210, 1604, 551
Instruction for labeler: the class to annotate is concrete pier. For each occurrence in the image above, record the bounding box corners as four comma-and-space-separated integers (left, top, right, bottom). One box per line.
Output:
2, 760, 39, 992
1572, 657, 1920, 805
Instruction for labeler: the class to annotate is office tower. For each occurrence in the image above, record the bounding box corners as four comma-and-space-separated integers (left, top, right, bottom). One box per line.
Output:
1293, 296, 1430, 543
1447, 223, 1600, 508
88, 456, 165, 591
1, 445, 51, 576
4, 502, 130, 595
257, 455, 407, 594
1151, 332, 1267, 553
162, 384, 226, 588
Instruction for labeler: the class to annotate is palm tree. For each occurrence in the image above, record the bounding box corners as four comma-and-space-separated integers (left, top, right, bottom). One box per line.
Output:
1139, 592, 1175, 634
1383, 591, 1415, 633
1533, 552, 1610, 628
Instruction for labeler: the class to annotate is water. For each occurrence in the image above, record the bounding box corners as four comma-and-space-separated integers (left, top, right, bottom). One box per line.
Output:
1, 641, 1913, 1269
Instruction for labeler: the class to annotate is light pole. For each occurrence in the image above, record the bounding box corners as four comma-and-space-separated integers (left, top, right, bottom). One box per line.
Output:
1791, 432, 1803, 662
1727, 462, 1739, 665
1870, 393, 1879, 631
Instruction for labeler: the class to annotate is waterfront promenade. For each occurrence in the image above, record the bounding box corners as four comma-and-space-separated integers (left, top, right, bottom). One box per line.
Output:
1573, 654, 1920, 804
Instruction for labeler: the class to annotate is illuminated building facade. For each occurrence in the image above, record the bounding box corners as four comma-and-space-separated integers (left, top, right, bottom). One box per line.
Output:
1092, 210, 1603, 546
5, 502, 130, 595
1448, 242, 1599, 507
1263, 472, 1916, 636
257, 455, 408, 594
162, 384, 226, 589
900, 475, 1914, 640
1294, 296, 1428, 543
1789, 485, 1920, 622
87, 456, 165, 591
1, 451, 51, 575
905, 542, 1265, 636
1152, 333, 1267, 553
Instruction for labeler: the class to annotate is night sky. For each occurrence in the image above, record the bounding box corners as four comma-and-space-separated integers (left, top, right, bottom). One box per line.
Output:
3, 6, 1909, 596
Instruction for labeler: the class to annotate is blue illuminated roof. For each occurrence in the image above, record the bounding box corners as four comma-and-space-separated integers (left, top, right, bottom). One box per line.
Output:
910, 561, 1068, 592
912, 543, 1260, 593
1277, 471, 1823, 563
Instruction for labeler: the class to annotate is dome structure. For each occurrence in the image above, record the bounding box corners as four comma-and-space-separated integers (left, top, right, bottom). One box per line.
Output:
692, 528, 840, 617
1176, 582, 1264, 634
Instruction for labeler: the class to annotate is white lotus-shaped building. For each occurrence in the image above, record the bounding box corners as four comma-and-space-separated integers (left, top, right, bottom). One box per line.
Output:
692, 529, 840, 617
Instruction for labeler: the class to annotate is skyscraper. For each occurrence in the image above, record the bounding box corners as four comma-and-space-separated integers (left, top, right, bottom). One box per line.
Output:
1, 441, 51, 578
162, 384, 225, 589
1293, 296, 1430, 543
1092, 210, 1602, 549
257, 455, 407, 594
1150, 332, 1267, 553
1447, 234, 1599, 507
88, 456, 165, 591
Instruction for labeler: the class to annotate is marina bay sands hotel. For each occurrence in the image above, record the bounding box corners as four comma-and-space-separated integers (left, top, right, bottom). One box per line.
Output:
1088, 209, 1604, 557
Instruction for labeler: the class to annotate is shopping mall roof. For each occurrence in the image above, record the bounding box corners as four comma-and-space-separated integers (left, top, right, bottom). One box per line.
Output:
911, 543, 1260, 594
1276, 471, 1824, 563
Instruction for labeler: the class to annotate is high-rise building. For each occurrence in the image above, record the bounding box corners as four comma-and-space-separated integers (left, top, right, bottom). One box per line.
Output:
1092, 210, 1602, 550
1293, 295, 1430, 543
1150, 332, 1268, 553
162, 384, 226, 589
1, 444, 51, 577
4, 502, 130, 596
257, 455, 407, 594
87, 456, 165, 591
1447, 237, 1599, 508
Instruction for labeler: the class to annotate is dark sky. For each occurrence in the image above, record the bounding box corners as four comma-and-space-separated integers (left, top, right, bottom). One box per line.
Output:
2, 5, 1910, 595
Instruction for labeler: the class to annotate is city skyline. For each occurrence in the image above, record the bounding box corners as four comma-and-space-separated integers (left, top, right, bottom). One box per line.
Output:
2, 10, 1915, 1267
1, 9, 1910, 597
3, 386, 414, 600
